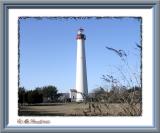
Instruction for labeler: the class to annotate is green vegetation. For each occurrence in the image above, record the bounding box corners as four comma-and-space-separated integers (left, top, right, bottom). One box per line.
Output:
18, 85, 60, 104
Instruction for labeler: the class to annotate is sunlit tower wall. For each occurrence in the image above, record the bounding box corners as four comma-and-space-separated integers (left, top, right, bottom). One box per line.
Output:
75, 28, 88, 102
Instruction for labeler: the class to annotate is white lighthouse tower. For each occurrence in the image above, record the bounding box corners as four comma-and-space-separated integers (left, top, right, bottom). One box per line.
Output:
75, 28, 88, 102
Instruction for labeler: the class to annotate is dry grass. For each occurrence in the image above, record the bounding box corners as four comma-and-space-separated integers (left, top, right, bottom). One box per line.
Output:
18, 102, 141, 116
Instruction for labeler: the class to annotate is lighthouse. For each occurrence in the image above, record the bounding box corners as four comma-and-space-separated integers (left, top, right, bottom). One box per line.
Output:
75, 28, 88, 102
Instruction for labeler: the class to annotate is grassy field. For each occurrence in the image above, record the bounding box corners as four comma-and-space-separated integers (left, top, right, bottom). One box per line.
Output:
18, 102, 141, 116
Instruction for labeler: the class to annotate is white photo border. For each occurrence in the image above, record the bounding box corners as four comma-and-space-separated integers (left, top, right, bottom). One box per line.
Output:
8, 8, 153, 127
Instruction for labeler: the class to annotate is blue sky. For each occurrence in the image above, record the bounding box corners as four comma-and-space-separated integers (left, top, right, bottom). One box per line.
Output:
19, 17, 141, 93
